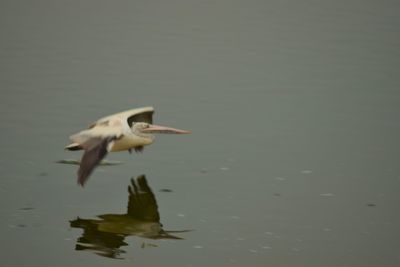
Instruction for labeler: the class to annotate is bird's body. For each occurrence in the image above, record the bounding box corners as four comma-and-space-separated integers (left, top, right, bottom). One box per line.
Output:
66, 107, 190, 186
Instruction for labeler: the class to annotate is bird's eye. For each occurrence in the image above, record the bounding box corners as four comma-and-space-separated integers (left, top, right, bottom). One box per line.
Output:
136, 122, 149, 129
133, 122, 150, 130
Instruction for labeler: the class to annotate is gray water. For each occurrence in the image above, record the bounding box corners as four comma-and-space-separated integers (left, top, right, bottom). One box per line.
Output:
1, 0, 400, 266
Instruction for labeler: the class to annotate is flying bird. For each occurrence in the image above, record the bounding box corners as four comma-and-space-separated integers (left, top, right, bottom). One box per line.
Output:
65, 107, 190, 186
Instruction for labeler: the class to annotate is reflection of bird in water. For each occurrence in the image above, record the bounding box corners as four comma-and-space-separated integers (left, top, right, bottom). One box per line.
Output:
65, 107, 190, 186
70, 175, 190, 259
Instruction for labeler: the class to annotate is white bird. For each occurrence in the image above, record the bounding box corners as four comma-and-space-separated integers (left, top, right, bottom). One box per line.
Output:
65, 107, 190, 186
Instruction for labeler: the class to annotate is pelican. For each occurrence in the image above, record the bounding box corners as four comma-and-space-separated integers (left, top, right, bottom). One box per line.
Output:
65, 107, 190, 186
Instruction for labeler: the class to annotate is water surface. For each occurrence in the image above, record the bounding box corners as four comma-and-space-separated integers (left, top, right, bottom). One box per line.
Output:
1, 1, 399, 266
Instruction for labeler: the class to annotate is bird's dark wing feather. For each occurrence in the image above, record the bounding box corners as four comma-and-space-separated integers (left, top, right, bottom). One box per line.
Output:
127, 111, 154, 127
77, 136, 117, 186
127, 175, 160, 222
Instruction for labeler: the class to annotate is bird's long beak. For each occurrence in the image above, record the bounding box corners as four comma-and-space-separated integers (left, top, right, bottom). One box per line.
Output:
142, 124, 191, 134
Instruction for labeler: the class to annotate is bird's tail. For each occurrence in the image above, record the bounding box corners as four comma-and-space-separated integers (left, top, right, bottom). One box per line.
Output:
65, 143, 83, 151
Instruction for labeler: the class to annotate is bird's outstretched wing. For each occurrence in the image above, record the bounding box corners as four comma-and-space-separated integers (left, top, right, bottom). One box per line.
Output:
90, 107, 154, 128
77, 136, 117, 186
126, 109, 154, 127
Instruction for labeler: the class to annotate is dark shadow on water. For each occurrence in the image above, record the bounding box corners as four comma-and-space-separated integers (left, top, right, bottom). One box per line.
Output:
70, 175, 190, 259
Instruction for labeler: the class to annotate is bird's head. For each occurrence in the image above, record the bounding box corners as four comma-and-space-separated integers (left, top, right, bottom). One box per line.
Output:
131, 122, 190, 141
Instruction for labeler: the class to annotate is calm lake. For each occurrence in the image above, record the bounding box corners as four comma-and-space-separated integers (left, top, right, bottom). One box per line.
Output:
1, 0, 399, 266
